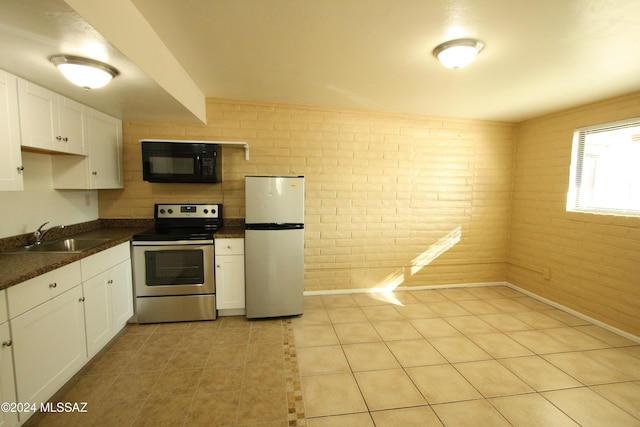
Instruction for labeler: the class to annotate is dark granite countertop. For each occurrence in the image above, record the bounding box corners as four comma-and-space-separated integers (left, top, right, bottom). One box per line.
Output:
0, 226, 149, 291
215, 225, 245, 239
0, 218, 245, 291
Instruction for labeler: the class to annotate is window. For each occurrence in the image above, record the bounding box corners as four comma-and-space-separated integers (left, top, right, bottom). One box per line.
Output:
567, 117, 640, 215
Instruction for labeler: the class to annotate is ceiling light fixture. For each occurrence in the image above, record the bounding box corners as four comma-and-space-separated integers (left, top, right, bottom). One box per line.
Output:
50, 55, 119, 89
433, 39, 484, 70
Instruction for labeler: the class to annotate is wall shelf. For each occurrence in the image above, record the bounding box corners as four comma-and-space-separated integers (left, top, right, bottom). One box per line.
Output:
140, 139, 250, 160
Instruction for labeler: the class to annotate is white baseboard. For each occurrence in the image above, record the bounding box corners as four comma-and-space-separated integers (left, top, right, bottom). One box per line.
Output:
303, 281, 507, 296
304, 280, 640, 344
503, 282, 640, 345
217, 308, 246, 317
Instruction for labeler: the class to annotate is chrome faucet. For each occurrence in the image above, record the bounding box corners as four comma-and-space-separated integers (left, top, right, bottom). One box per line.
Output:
33, 222, 65, 245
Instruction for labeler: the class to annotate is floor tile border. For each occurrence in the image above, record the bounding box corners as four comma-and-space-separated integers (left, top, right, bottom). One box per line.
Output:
284, 318, 306, 426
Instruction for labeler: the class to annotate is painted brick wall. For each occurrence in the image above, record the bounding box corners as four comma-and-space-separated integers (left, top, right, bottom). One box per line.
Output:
99, 99, 515, 292
508, 91, 640, 336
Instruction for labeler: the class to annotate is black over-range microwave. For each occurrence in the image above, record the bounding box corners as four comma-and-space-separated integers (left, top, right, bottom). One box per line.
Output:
141, 140, 221, 183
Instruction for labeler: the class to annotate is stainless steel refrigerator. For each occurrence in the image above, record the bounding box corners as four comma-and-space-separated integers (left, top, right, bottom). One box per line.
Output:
244, 176, 304, 318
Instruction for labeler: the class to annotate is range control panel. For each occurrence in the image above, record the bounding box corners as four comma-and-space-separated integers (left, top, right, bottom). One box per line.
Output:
155, 203, 221, 219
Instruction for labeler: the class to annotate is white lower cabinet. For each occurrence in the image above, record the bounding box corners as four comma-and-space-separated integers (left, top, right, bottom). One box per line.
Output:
3, 242, 134, 425
215, 238, 246, 315
110, 261, 134, 328
83, 259, 133, 357
82, 272, 111, 359
81, 242, 133, 357
0, 320, 18, 427
10, 285, 86, 422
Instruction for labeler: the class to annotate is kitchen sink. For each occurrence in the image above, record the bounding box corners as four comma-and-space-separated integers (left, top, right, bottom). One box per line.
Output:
4, 238, 111, 254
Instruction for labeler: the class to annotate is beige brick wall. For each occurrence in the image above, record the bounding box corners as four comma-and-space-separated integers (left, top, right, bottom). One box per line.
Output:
508, 91, 640, 336
99, 99, 515, 292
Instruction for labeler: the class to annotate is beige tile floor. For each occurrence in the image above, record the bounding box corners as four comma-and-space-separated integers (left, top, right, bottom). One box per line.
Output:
28, 316, 301, 427
26, 285, 640, 426
295, 286, 640, 427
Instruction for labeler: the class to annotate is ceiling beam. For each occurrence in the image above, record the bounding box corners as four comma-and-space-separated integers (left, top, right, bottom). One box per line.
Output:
63, 0, 206, 123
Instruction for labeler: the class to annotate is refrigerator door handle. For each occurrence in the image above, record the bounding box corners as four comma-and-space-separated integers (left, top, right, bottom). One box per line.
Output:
245, 223, 304, 230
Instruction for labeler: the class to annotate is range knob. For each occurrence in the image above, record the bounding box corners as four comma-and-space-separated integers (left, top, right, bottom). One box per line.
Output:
159, 209, 165, 214
204, 209, 209, 214
168, 209, 173, 214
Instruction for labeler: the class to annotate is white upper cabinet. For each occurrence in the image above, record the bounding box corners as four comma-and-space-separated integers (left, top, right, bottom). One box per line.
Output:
2, 70, 124, 192
18, 79, 86, 155
86, 108, 123, 188
0, 70, 24, 191
57, 96, 86, 155
52, 108, 123, 189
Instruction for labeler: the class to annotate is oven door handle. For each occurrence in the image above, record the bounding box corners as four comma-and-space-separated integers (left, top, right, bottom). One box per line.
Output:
132, 240, 214, 246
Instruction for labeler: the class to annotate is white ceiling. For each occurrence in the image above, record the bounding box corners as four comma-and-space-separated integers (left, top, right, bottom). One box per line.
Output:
2, 0, 640, 124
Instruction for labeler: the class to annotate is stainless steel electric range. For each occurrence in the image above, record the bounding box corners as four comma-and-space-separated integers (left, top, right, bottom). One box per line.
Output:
131, 203, 223, 323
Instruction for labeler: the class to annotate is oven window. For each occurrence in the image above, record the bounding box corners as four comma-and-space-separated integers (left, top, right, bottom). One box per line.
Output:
149, 156, 194, 175
145, 249, 205, 285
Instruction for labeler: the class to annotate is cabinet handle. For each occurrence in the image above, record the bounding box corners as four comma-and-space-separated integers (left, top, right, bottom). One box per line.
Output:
79, 297, 85, 302
217, 265, 221, 268
56, 136, 62, 141
63, 137, 68, 142
49, 282, 57, 288
17, 166, 24, 172
92, 171, 98, 175
107, 280, 113, 284
2, 340, 11, 347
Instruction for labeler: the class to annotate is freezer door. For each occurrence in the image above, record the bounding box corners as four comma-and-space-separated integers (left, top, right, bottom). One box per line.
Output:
245, 228, 304, 318
245, 176, 304, 224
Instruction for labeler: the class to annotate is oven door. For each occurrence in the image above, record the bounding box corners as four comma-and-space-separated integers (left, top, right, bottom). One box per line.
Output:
132, 241, 214, 297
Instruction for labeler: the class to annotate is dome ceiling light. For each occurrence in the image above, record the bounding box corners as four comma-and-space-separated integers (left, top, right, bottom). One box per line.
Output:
432, 39, 484, 70
49, 55, 119, 90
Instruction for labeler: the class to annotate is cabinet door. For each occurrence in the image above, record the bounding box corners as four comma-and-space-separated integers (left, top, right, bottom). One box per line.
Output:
52, 108, 123, 189
83, 271, 111, 358
11, 286, 86, 418
17, 79, 58, 151
0, 70, 23, 191
57, 97, 86, 155
110, 260, 133, 329
83, 259, 132, 357
87, 109, 123, 188
0, 322, 18, 427
216, 254, 246, 310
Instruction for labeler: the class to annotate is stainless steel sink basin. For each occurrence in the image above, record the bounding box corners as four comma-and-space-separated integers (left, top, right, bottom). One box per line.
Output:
4, 238, 111, 254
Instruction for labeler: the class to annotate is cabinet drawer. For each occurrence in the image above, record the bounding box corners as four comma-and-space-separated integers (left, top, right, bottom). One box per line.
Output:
7, 262, 81, 319
80, 242, 130, 280
215, 238, 244, 256
0, 290, 6, 323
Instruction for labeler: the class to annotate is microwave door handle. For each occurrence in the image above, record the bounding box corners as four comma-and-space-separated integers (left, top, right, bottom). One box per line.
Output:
195, 154, 202, 176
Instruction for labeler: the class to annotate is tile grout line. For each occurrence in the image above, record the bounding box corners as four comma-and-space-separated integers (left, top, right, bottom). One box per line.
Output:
300, 289, 640, 424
